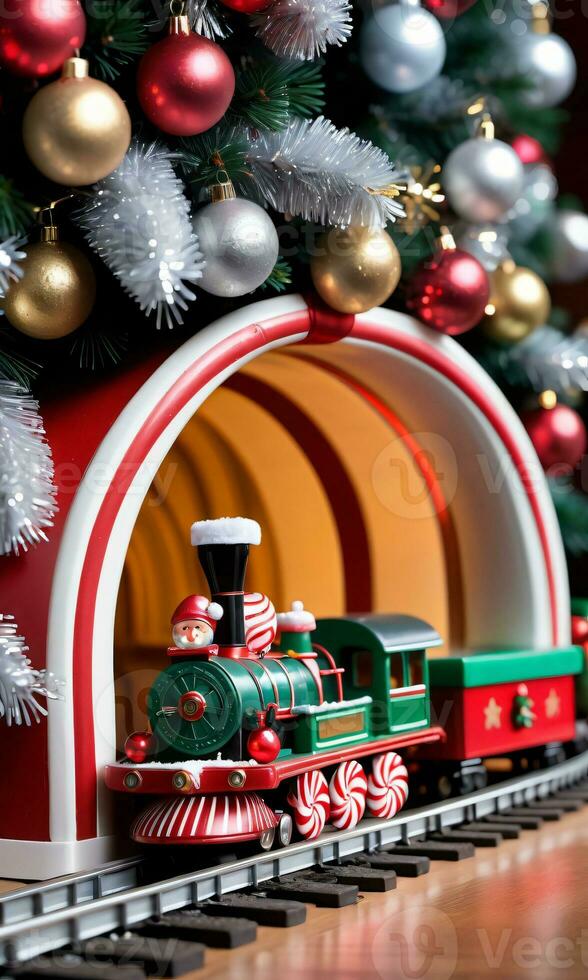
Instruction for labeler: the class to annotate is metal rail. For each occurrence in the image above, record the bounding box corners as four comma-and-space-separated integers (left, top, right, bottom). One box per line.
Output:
1, 749, 588, 965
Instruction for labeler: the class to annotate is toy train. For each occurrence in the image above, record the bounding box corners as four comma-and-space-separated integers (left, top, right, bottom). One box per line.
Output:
105, 517, 585, 850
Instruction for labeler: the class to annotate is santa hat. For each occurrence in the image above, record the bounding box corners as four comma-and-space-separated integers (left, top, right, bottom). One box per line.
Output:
171, 595, 224, 629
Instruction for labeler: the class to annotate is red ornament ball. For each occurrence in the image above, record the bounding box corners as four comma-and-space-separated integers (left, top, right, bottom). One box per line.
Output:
423, 0, 477, 18
0, 0, 86, 77
137, 26, 235, 137
571, 615, 588, 646
522, 404, 587, 471
124, 731, 153, 764
219, 0, 273, 11
511, 134, 549, 167
406, 248, 490, 335
247, 725, 281, 764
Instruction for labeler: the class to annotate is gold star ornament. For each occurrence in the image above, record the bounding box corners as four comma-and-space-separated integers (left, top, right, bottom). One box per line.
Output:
544, 688, 561, 719
484, 696, 502, 730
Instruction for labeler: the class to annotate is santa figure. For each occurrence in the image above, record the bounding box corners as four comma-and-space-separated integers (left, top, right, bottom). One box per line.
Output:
171, 595, 224, 650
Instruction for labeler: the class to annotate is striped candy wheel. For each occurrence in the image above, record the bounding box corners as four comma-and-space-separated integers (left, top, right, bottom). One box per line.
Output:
366, 752, 409, 819
244, 592, 277, 655
329, 761, 367, 830
287, 770, 330, 839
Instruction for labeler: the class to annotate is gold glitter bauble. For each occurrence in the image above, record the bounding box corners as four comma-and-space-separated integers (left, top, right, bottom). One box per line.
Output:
310, 226, 402, 314
22, 57, 131, 186
483, 260, 551, 343
3, 236, 96, 339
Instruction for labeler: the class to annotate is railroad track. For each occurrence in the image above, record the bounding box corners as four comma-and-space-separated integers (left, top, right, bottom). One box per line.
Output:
2, 748, 588, 976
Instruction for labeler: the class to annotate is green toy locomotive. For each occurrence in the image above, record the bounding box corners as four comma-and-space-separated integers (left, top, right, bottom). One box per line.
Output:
105, 516, 582, 849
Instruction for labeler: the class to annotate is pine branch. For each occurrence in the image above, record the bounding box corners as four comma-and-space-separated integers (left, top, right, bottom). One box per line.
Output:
186, 0, 233, 40
0, 179, 34, 240
84, 0, 150, 81
179, 127, 254, 198
260, 257, 292, 293
231, 60, 325, 132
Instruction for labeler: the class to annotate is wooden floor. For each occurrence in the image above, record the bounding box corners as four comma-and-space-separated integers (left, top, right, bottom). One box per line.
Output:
1, 808, 587, 978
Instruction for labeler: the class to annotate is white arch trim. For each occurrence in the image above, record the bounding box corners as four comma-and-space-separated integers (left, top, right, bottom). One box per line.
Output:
40, 296, 568, 865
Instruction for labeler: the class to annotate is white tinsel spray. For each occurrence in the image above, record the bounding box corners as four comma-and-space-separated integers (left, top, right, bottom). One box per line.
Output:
0, 237, 27, 308
0, 615, 62, 726
0, 378, 57, 556
244, 116, 406, 228
77, 142, 205, 330
254, 0, 352, 60
187, 0, 232, 40
500, 325, 588, 394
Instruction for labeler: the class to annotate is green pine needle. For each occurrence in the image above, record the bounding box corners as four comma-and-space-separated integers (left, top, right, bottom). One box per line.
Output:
0, 178, 34, 240
230, 60, 325, 131
0, 333, 40, 387
179, 127, 255, 197
69, 325, 129, 371
84, 0, 150, 81
260, 257, 293, 293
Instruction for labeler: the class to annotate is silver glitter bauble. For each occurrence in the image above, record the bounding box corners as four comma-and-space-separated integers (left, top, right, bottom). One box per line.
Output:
444, 137, 524, 224
454, 223, 510, 273
514, 32, 576, 109
193, 196, 279, 298
359, 2, 446, 94
507, 163, 558, 242
548, 210, 588, 284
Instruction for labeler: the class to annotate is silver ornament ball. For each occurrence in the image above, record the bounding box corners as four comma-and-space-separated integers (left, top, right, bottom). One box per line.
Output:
359, 2, 446, 94
507, 163, 558, 243
514, 32, 576, 109
444, 137, 524, 224
454, 223, 510, 273
193, 197, 279, 298
548, 210, 588, 284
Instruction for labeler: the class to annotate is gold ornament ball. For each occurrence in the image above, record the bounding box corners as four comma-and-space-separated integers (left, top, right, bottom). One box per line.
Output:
3, 239, 97, 340
310, 226, 402, 314
22, 58, 132, 186
483, 260, 551, 344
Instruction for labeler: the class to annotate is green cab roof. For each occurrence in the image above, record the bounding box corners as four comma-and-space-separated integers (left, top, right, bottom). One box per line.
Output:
315, 614, 443, 654
428, 647, 584, 688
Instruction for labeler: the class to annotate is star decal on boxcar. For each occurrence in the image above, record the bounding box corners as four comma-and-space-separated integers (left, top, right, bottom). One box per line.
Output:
544, 688, 561, 719
484, 696, 502, 730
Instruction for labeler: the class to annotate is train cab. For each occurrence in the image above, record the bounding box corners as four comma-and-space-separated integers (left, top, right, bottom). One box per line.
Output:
313, 615, 442, 737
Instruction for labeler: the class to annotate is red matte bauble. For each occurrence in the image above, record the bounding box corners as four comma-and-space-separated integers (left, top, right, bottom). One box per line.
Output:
137, 28, 235, 136
571, 616, 588, 645
124, 731, 153, 764
423, 0, 477, 18
0, 0, 86, 77
511, 134, 549, 167
406, 248, 490, 335
247, 726, 281, 764
522, 405, 587, 471
219, 0, 273, 11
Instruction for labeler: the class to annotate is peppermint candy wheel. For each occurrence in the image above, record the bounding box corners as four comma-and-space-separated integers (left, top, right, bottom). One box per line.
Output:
366, 751, 409, 819
329, 760, 367, 830
287, 770, 330, 839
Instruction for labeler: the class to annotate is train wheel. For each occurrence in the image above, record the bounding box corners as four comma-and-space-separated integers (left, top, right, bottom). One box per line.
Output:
276, 813, 293, 847
259, 826, 276, 851
287, 770, 330, 839
366, 751, 409, 819
329, 761, 367, 830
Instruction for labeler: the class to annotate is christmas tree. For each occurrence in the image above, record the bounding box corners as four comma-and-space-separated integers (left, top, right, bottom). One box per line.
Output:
0, 0, 586, 594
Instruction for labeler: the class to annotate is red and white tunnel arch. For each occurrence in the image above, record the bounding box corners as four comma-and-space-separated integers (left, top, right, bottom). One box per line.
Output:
0, 295, 570, 879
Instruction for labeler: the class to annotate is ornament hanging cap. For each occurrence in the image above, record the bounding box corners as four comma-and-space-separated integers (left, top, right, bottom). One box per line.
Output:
210, 173, 237, 204
62, 56, 89, 79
